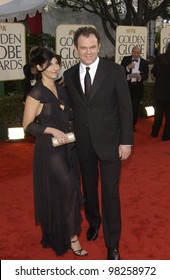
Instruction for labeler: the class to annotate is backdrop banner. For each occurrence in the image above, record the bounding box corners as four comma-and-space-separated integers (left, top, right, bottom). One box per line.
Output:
0, 22, 26, 81
160, 26, 170, 53
115, 25, 148, 64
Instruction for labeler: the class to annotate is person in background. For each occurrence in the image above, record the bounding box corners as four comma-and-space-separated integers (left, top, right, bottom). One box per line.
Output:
150, 42, 170, 141
23, 46, 87, 257
64, 27, 133, 260
23, 46, 39, 104
121, 46, 149, 132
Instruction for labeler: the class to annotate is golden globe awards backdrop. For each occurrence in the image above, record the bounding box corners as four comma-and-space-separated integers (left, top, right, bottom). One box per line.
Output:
115, 26, 148, 64
160, 26, 170, 53
0, 22, 26, 81
56, 24, 95, 72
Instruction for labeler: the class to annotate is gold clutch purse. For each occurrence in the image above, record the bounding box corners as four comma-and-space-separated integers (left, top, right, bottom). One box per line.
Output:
52, 132, 76, 147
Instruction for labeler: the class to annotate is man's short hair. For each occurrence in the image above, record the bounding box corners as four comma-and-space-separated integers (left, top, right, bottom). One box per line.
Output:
74, 26, 100, 47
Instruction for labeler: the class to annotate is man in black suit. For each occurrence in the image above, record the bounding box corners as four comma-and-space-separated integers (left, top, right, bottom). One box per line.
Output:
150, 42, 170, 140
64, 27, 133, 260
121, 46, 149, 131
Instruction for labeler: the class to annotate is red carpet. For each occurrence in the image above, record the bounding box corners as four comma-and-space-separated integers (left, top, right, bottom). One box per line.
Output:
0, 117, 170, 260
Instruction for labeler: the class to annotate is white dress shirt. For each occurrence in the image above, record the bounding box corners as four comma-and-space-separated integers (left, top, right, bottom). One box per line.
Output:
79, 57, 99, 93
131, 58, 140, 82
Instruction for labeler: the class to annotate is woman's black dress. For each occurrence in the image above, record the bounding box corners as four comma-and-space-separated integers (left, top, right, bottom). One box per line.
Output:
26, 80, 82, 256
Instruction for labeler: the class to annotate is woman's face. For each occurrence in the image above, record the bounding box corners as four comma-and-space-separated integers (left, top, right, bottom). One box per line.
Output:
38, 57, 60, 81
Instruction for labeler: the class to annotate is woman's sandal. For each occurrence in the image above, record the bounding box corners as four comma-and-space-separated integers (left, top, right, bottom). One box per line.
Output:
71, 238, 88, 256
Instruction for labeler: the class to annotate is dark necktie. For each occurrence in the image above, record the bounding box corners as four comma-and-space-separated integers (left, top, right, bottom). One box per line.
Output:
132, 59, 138, 62
84, 67, 91, 101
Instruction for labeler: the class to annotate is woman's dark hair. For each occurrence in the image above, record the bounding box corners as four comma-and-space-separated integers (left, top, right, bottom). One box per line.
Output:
74, 26, 100, 47
29, 46, 61, 72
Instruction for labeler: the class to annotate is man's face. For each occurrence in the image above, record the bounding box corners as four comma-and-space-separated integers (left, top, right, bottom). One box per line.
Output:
132, 47, 141, 59
75, 34, 100, 65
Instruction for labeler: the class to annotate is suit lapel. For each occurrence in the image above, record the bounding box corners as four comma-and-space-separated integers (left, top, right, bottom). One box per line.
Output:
88, 59, 107, 101
139, 58, 144, 72
71, 64, 87, 103
71, 59, 108, 103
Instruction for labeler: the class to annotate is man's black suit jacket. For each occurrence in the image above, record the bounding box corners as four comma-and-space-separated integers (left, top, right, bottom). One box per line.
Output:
64, 58, 133, 160
121, 55, 149, 85
152, 53, 170, 101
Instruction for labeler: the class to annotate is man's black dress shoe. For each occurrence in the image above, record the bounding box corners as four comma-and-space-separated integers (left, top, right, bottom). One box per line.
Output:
86, 227, 98, 241
107, 248, 120, 260
150, 132, 158, 138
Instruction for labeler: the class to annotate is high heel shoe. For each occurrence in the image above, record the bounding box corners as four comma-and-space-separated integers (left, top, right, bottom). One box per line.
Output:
71, 238, 88, 256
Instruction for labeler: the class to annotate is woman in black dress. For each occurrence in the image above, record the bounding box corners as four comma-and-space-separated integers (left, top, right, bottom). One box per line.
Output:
23, 46, 87, 257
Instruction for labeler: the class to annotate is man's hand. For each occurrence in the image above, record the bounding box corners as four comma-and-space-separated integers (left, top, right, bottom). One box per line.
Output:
119, 145, 132, 160
127, 62, 135, 70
